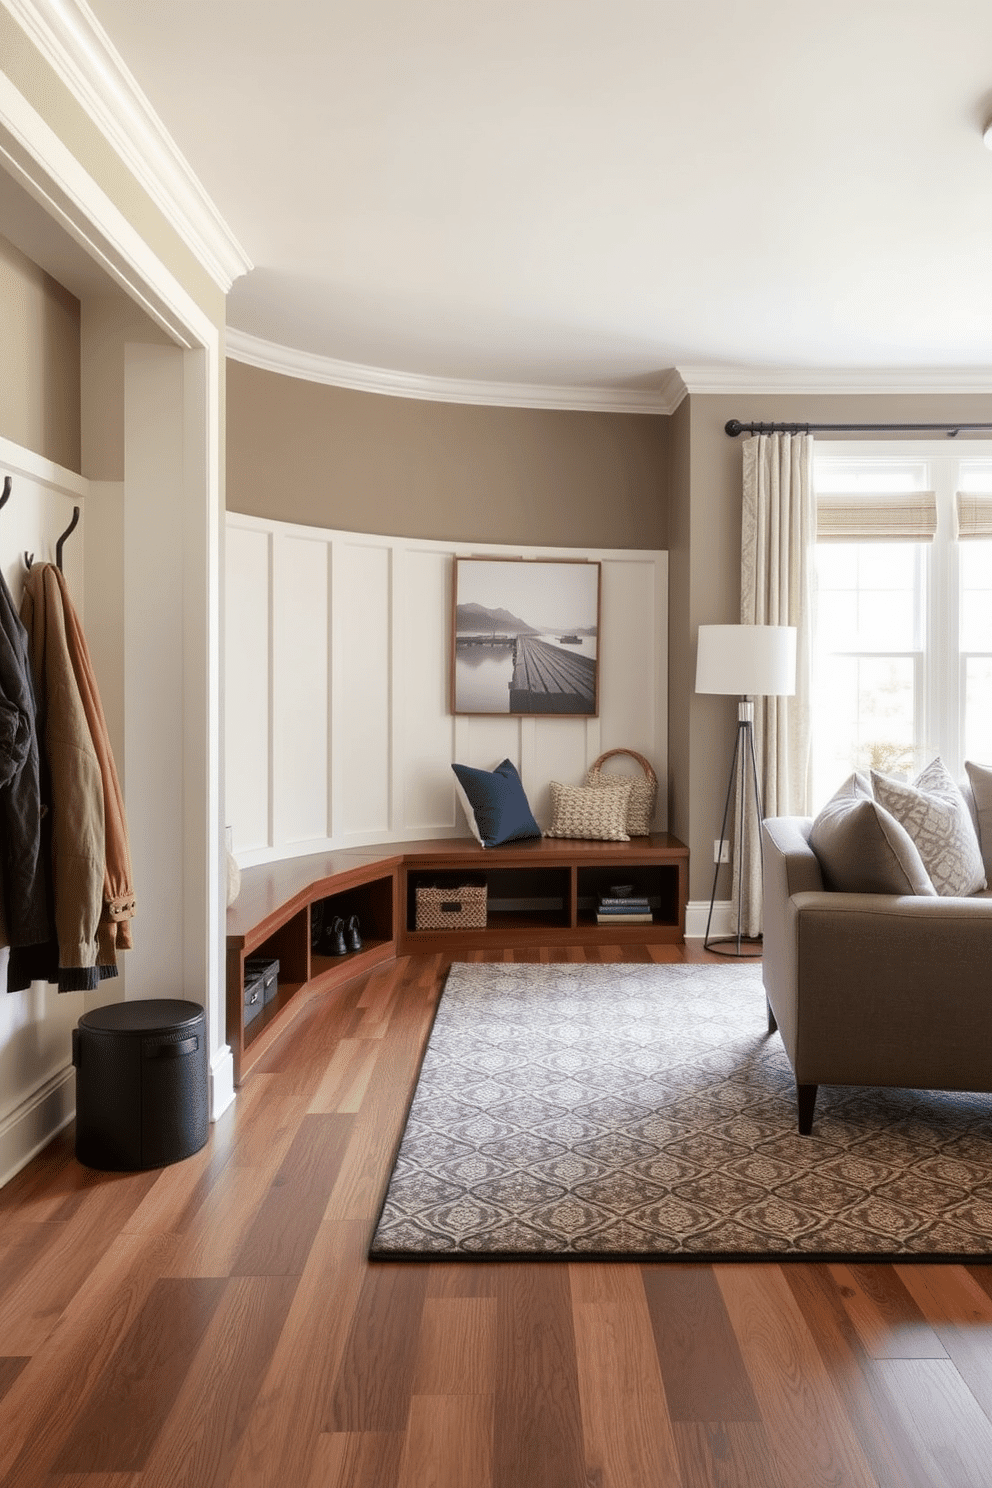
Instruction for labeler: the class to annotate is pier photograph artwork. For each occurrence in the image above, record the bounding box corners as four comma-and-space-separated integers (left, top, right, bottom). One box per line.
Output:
452, 557, 600, 715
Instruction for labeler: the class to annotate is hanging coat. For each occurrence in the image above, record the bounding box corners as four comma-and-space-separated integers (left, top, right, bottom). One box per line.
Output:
0, 567, 52, 960
45, 565, 136, 962
16, 563, 106, 990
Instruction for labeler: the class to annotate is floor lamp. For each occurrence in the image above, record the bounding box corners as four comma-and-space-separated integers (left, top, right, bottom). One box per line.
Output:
696, 624, 797, 957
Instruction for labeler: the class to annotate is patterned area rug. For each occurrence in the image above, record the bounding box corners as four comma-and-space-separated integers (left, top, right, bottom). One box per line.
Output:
370, 961, 992, 1260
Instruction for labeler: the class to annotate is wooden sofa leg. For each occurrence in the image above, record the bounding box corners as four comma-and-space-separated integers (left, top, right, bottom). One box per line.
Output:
766, 998, 777, 1034
797, 1084, 818, 1135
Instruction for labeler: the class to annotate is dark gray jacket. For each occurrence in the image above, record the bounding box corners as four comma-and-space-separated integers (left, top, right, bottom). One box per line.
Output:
0, 567, 51, 954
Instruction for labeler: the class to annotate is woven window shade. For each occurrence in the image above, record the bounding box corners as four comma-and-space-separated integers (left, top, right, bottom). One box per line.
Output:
955, 492, 992, 540
816, 492, 937, 543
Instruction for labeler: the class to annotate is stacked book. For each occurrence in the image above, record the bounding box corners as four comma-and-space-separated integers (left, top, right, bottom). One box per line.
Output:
596, 892, 653, 925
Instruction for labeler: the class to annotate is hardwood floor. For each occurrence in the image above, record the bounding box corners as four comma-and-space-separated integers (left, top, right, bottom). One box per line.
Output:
3, 944, 992, 1487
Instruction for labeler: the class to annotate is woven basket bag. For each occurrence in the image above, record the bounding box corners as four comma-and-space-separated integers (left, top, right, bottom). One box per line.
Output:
584, 748, 657, 836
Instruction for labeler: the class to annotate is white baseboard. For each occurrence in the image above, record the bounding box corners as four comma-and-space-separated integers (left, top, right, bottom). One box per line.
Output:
685, 899, 733, 940
210, 1044, 236, 1120
0, 1065, 75, 1189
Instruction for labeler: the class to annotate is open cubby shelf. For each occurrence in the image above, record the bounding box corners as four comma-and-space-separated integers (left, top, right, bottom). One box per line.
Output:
227, 834, 688, 1083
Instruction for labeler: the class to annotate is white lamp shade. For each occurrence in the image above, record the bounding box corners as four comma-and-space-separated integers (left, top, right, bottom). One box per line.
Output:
695, 624, 796, 697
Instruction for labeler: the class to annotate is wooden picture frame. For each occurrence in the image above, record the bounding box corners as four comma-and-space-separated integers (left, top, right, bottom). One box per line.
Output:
451, 557, 600, 716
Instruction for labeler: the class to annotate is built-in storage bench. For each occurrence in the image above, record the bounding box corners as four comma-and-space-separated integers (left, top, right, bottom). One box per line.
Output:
227, 834, 688, 1084
398, 835, 688, 953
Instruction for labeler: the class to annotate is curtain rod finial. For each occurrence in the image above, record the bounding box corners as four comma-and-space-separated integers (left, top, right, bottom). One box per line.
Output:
725, 419, 744, 437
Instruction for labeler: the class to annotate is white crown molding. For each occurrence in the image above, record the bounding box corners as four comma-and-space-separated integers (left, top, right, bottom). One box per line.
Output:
676, 364, 992, 396
2, 0, 252, 292
0, 67, 218, 349
225, 328, 679, 414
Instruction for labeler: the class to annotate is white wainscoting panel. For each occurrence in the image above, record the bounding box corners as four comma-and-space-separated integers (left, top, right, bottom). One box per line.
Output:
272, 533, 329, 847
226, 515, 668, 864
224, 522, 271, 852
334, 540, 393, 841
528, 716, 595, 826
398, 547, 458, 833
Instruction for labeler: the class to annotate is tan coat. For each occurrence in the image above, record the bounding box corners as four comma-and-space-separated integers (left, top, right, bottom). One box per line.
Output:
21, 564, 135, 986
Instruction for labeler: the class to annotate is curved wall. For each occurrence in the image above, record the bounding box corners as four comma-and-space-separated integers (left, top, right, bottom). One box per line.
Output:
225, 359, 670, 550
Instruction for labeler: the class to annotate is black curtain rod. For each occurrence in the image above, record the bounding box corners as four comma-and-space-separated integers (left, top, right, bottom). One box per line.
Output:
725, 419, 992, 439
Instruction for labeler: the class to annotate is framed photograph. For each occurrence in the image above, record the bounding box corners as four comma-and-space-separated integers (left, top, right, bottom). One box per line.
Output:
452, 557, 600, 716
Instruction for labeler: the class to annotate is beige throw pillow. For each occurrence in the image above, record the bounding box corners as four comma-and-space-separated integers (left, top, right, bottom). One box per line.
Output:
809, 772, 936, 896
871, 757, 986, 897
545, 781, 632, 841
965, 760, 992, 883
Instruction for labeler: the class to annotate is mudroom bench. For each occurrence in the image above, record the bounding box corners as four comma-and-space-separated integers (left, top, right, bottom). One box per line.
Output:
226, 833, 689, 1084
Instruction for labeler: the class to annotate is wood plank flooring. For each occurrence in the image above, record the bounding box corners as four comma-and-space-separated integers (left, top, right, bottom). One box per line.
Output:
3, 944, 992, 1487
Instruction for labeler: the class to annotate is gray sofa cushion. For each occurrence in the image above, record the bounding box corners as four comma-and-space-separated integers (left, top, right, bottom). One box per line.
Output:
809, 772, 936, 896
872, 757, 986, 896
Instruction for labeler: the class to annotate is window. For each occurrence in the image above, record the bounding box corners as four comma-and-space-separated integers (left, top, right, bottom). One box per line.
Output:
811, 443, 992, 808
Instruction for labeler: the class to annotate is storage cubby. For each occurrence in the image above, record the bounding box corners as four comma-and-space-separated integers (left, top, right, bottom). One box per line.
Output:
240, 907, 310, 1047
575, 863, 682, 930
226, 852, 401, 1084
311, 873, 394, 975
406, 866, 571, 935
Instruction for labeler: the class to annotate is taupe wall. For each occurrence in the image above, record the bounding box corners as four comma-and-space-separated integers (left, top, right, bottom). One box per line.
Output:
677, 390, 992, 901
225, 361, 668, 550
0, 232, 80, 471
81, 294, 173, 481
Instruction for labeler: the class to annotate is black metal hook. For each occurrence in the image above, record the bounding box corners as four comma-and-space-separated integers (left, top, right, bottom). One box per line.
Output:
56, 507, 80, 573
0, 475, 10, 511
23, 503, 80, 572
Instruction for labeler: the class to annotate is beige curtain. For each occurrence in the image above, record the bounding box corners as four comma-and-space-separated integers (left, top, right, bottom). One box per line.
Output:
732, 432, 815, 936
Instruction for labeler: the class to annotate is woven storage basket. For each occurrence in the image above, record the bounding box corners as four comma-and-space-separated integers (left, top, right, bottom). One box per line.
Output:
415, 881, 487, 931
585, 748, 657, 835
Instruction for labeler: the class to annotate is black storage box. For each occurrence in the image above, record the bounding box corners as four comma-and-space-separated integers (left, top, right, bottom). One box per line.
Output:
73, 999, 208, 1171
244, 957, 279, 1025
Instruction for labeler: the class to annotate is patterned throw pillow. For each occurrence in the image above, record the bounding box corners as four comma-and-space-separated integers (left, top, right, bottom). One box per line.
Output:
871, 758, 987, 897
545, 781, 632, 841
809, 772, 936, 896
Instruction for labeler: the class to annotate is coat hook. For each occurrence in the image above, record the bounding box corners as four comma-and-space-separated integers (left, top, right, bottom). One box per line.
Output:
56, 506, 80, 573
0, 475, 10, 511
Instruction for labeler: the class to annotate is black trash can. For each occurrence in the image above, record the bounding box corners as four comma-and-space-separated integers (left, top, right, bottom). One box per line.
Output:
72, 999, 208, 1171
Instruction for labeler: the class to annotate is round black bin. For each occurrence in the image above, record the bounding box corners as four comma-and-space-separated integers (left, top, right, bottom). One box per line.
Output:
72, 999, 208, 1171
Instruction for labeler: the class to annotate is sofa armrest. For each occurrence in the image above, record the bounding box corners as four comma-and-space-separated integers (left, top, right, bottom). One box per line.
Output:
785, 891, 992, 1090
761, 817, 822, 1055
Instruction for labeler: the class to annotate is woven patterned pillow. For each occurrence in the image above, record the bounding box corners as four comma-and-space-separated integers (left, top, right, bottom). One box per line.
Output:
545, 781, 632, 841
872, 757, 986, 897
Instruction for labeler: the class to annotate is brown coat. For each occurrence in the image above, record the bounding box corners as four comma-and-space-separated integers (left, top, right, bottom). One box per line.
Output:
21, 565, 135, 986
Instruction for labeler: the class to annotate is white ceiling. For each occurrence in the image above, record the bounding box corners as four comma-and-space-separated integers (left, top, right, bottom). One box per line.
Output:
80, 0, 992, 395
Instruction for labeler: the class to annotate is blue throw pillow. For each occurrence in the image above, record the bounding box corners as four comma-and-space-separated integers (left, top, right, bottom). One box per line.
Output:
451, 759, 542, 848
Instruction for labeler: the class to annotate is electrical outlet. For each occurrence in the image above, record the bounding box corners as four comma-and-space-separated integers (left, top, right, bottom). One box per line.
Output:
713, 839, 730, 863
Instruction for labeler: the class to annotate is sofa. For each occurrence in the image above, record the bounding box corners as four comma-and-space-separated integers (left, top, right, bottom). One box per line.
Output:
761, 761, 992, 1134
